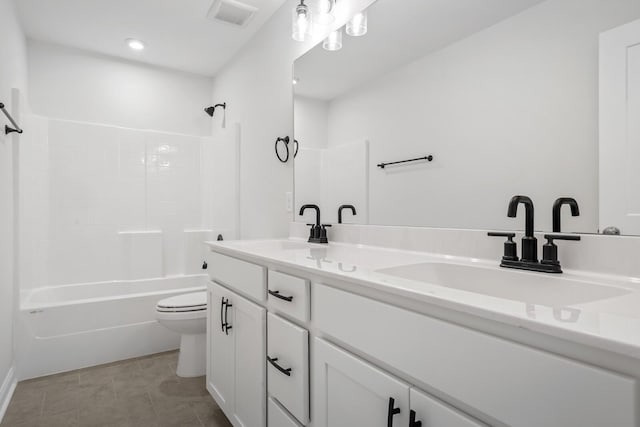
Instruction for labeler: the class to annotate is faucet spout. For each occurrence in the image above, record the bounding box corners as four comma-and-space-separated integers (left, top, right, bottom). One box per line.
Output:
552, 198, 580, 233
299, 204, 321, 226
507, 195, 534, 237
507, 195, 537, 262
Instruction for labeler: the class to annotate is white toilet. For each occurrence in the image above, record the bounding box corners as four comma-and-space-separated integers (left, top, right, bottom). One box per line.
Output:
156, 291, 207, 377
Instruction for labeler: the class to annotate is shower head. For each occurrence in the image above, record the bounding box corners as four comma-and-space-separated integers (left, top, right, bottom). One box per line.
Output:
204, 102, 226, 117
204, 106, 216, 117
204, 102, 227, 129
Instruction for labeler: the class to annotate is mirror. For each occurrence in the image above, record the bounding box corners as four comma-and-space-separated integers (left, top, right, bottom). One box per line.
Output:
294, 0, 640, 235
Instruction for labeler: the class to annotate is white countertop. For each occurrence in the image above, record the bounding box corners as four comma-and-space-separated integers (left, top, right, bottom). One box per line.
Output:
205, 238, 640, 361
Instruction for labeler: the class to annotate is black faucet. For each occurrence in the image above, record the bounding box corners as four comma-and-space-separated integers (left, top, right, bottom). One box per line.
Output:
299, 204, 331, 244
552, 197, 580, 233
507, 195, 537, 262
490, 195, 581, 273
338, 205, 357, 224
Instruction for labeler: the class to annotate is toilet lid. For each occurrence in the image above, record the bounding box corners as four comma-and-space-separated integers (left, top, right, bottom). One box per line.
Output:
156, 291, 207, 312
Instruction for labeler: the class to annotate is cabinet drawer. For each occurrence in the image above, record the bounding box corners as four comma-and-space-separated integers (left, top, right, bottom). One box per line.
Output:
206, 251, 266, 301
268, 270, 310, 322
314, 284, 638, 427
410, 388, 486, 427
268, 397, 303, 427
267, 313, 309, 425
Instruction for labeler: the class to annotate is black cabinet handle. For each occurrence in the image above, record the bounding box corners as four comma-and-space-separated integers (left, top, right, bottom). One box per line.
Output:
409, 410, 422, 427
268, 289, 294, 302
387, 397, 401, 427
224, 300, 233, 335
220, 297, 226, 332
267, 356, 292, 377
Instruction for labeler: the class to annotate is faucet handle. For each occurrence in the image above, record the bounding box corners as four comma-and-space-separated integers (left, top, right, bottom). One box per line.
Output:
488, 232, 516, 239
318, 224, 332, 243
488, 232, 518, 262
542, 234, 581, 267
544, 233, 581, 242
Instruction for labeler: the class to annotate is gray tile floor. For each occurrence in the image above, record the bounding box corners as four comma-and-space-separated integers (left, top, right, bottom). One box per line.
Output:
1, 351, 232, 427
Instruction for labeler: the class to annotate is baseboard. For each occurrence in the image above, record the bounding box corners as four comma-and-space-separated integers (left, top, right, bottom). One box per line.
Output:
0, 366, 17, 423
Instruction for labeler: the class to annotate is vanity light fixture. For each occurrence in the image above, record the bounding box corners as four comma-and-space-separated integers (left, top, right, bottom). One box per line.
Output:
126, 38, 145, 51
346, 11, 367, 36
323, 29, 343, 51
292, 0, 312, 42
317, 0, 336, 24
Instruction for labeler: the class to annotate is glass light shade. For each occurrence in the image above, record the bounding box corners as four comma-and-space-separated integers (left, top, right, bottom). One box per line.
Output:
346, 11, 367, 36
316, 0, 335, 25
323, 29, 343, 51
292, 1, 312, 42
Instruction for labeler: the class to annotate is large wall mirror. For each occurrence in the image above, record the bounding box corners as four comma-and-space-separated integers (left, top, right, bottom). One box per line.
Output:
293, 0, 640, 235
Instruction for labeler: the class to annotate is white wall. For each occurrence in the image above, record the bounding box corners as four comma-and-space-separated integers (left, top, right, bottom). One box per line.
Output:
294, 96, 328, 149
28, 41, 213, 136
18, 117, 238, 289
19, 42, 238, 289
324, 0, 640, 232
0, 0, 27, 407
211, 0, 375, 238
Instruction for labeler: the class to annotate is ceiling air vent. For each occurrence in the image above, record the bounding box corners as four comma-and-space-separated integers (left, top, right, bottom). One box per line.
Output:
207, 0, 258, 27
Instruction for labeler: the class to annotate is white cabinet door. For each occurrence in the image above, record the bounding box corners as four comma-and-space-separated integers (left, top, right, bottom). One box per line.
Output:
207, 282, 266, 427
410, 388, 486, 427
267, 313, 309, 424
207, 283, 235, 413
313, 338, 410, 427
230, 289, 267, 427
600, 18, 640, 234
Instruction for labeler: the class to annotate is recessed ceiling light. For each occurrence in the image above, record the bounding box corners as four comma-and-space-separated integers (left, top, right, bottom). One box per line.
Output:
126, 38, 145, 51
293, 77, 300, 85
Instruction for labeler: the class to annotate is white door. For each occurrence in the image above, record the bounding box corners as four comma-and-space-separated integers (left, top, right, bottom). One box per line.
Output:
600, 18, 640, 234
410, 388, 486, 427
229, 290, 266, 427
207, 283, 235, 412
313, 338, 410, 427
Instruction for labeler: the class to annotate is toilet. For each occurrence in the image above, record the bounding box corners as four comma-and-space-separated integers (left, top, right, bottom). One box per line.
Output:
156, 291, 207, 377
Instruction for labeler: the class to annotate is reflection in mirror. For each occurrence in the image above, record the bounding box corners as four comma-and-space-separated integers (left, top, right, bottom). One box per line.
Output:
294, 0, 640, 234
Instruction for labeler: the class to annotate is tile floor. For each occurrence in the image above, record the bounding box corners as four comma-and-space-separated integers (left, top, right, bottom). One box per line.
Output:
1, 351, 232, 427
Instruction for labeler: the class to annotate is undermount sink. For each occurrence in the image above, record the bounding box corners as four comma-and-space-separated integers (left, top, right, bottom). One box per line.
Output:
375, 262, 630, 306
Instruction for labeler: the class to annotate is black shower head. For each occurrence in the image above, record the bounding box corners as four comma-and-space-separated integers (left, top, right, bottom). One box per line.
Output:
204, 106, 215, 117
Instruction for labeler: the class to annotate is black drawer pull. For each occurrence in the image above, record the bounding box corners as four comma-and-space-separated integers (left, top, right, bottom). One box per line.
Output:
409, 409, 422, 427
267, 356, 292, 376
387, 397, 400, 427
224, 300, 233, 335
268, 289, 294, 302
220, 297, 226, 332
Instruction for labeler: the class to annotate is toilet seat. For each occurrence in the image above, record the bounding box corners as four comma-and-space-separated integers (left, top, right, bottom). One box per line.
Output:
156, 291, 207, 313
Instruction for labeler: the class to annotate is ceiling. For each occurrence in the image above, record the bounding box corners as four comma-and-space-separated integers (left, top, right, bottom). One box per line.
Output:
294, 0, 545, 101
16, 0, 288, 76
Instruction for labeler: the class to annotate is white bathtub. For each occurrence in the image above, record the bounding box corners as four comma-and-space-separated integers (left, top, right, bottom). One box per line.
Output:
17, 275, 207, 380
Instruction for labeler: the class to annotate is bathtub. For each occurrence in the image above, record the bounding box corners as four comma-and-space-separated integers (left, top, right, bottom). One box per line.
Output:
17, 275, 207, 380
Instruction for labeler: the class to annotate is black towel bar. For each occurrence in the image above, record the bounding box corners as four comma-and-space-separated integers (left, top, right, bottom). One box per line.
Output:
377, 155, 433, 169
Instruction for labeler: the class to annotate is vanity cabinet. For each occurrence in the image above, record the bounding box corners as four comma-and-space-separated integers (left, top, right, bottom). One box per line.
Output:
313, 338, 410, 427
313, 283, 637, 427
313, 338, 486, 427
205, 245, 638, 427
207, 281, 267, 427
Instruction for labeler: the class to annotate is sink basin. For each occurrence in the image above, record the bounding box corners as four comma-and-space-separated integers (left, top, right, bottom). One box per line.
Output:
376, 262, 630, 306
